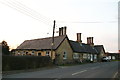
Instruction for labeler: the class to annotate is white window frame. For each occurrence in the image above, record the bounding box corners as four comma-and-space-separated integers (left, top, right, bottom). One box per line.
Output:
83, 54, 87, 59
73, 53, 79, 59
87, 54, 90, 59
63, 52, 67, 59
94, 54, 97, 59
112, 56, 115, 60
31, 51, 34, 55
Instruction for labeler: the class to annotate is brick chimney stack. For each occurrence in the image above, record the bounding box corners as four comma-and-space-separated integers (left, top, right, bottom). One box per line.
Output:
87, 37, 90, 44
59, 28, 62, 36
61, 27, 63, 35
63, 26, 67, 35
59, 26, 67, 36
91, 37, 94, 45
77, 33, 82, 43
87, 37, 94, 45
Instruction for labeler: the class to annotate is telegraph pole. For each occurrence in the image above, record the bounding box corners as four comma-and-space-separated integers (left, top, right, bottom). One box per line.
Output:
51, 20, 56, 60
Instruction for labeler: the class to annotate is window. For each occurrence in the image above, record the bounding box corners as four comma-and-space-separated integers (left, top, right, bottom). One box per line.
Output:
46, 51, 49, 56
88, 54, 90, 59
83, 54, 87, 59
73, 53, 79, 59
31, 51, 34, 55
112, 56, 115, 60
17, 51, 20, 55
108, 56, 111, 59
26, 52, 28, 55
63, 52, 67, 59
38, 53, 41, 56
94, 54, 97, 59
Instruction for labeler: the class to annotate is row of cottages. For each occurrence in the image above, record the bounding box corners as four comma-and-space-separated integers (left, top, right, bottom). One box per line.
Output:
69, 33, 105, 63
12, 27, 106, 64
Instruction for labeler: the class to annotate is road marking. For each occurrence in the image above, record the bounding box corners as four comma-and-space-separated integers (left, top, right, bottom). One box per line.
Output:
113, 72, 118, 78
72, 70, 87, 76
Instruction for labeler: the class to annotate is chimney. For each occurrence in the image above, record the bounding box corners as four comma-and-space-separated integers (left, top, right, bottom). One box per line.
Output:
87, 37, 91, 44
61, 27, 63, 35
91, 37, 94, 45
87, 37, 94, 45
59, 27, 67, 36
59, 28, 61, 36
63, 26, 67, 35
77, 33, 82, 43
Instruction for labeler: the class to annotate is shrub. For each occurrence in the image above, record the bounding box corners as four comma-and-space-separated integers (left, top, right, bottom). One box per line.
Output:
2, 55, 52, 71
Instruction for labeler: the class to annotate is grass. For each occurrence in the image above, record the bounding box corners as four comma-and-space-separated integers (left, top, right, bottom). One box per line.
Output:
112, 60, 120, 61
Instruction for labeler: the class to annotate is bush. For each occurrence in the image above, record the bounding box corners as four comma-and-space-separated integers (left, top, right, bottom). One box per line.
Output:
2, 55, 52, 71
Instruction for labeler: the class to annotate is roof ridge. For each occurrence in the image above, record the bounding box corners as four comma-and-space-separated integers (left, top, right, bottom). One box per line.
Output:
69, 40, 86, 45
17, 35, 67, 50
25, 35, 67, 41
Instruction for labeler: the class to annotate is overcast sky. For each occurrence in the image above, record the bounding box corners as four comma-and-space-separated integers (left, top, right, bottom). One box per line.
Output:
0, 0, 119, 52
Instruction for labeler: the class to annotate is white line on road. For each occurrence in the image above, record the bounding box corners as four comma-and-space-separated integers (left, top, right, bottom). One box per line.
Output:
72, 70, 87, 76
113, 72, 118, 78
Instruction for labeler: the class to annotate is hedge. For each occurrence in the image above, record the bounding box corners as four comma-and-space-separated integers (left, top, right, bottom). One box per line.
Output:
2, 55, 52, 71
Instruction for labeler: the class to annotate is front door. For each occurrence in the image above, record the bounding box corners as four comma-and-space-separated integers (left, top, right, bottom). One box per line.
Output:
90, 54, 93, 61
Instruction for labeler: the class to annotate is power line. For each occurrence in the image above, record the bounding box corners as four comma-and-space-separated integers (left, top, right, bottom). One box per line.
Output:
57, 20, 104, 23
0, 0, 117, 26
0, 0, 53, 26
13, 0, 52, 23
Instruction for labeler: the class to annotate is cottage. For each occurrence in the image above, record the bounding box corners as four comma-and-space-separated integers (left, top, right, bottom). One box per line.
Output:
83, 44, 98, 62
12, 27, 73, 65
94, 45, 106, 62
69, 33, 98, 62
69, 33, 85, 63
12, 26, 107, 64
69, 40, 86, 63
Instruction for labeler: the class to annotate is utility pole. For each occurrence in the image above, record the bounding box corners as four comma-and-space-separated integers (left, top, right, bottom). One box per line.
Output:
51, 20, 56, 60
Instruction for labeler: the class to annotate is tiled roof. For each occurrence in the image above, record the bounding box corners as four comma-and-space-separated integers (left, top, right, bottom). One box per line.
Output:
17, 35, 67, 50
94, 45, 105, 54
69, 40, 86, 53
16, 35, 103, 54
69, 40, 98, 54
83, 44, 98, 54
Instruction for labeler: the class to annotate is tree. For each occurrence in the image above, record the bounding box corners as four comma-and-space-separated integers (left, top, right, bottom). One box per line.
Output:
2, 40, 10, 55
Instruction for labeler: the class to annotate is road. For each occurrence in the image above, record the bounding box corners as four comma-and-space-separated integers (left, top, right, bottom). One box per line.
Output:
2, 61, 119, 79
